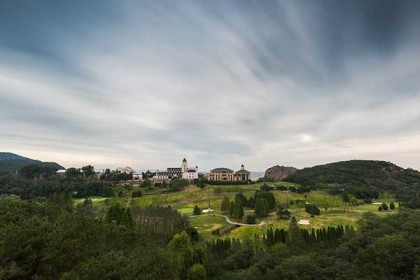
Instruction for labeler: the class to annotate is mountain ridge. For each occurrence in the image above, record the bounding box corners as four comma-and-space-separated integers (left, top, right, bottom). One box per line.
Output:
0, 152, 64, 174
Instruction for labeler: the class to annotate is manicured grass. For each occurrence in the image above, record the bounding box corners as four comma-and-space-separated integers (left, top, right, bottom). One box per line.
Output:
74, 181, 401, 241
189, 214, 232, 240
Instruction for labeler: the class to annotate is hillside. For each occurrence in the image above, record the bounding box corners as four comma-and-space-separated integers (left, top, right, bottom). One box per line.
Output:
0, 152, 64, 174
285, 160, 420, 191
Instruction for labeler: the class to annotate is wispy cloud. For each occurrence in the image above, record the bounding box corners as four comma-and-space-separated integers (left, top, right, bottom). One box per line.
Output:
1, 0, 420, 170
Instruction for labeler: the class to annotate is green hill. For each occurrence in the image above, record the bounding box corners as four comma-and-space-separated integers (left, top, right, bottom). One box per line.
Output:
0, 152, 64, 174
285, 160, 420, 192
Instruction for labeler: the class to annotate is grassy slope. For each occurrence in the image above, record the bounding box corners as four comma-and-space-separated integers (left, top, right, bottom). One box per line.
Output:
75, 181, 399, 240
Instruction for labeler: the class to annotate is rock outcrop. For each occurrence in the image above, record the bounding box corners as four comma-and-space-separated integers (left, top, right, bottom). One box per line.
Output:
264, 165, 298, 181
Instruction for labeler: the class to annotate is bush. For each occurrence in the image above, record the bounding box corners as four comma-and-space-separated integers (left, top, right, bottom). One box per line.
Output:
211, 228, 220, 235
305, 204, 321, 215
378, 206, 383, 211
131, 190, 142, 198
276, 207, 291, 219
245, 214, 256, 224
193, 205, 202, 215
170, 179, 190, 191
390, 202, 395, 210
381, 203, 389, 211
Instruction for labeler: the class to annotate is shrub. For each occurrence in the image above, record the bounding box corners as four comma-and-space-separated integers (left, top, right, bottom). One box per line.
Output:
246, 214, 256, 224
131, 190, 142, 198
381, 203, 389, 211
390, 202, 395, 210
193, 205, 202, 215
276, 207, 291, 219
305, 204, 321, 215
378, 206, 383, 211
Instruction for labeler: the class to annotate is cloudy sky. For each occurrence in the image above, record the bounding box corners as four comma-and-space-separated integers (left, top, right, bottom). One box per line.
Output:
1, 0, 420, 171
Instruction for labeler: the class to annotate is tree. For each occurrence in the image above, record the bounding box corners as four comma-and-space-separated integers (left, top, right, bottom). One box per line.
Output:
255, 198, 269, 218
81, 165, 95, 177
167, 231, 193, 279
170, 179, 190, 191
229, 201, 234, 216
186, 264, 207, 280
131, 190, 142, 198
196, 178, 206, 188
232, 197, 244, 219
76, 197, 94, 217
276, 207, 291, 219
105, 204, 125, 224
287, 217, 303, 247
390, 202, 395, 210
141, 170, 154, 179
65, 167, 82, 177
246, 214, 256, 224
305, 204, 321, 215
193, 205, 202, 215
140, 179, 152, 188
221, 196, 230, 214
120, 207, 135, 229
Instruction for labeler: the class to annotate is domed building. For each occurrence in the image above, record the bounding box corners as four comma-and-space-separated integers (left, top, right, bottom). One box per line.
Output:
206, 164, 250, 182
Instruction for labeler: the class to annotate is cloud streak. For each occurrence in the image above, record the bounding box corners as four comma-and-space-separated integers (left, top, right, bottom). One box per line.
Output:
1, 0, 420, 171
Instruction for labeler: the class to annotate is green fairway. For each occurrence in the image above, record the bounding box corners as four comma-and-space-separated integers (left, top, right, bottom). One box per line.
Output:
75, 181, 400, 241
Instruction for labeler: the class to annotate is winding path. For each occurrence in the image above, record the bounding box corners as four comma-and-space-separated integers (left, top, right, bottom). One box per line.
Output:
190, 213, 267, 227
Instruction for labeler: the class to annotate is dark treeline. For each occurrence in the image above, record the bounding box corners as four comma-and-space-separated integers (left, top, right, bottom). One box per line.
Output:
205, 212, 420, 279
0, 194, 195, 279
1, 194, 420, 279
0, 174, 115, 199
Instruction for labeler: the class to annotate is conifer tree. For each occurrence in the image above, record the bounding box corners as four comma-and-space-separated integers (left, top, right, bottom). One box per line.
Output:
193, 204, 202, 215
255, 198, 269, 218
232, 197, 244, 219
121, 207, 134, 229
221, 196, 230, 214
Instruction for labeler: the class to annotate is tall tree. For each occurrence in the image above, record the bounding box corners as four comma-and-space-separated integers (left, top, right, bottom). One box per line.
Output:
221, 196, 230, 214
120, 207, 135, 229
232, 197, 244, 219
255, 198, 269, 218
81, 165, 95, 178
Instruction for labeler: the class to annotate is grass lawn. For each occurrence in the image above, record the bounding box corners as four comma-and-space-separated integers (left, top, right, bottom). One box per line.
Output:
189, 214, 232, 240
73, 181, 401, 241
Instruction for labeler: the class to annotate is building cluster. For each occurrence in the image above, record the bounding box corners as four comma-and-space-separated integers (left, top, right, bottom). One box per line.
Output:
56, 157, 251, 183
155, 158, 199, 180
155, 159, 250, 182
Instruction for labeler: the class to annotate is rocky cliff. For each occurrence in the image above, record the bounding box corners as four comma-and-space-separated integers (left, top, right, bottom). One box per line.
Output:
264, 165, 298, 181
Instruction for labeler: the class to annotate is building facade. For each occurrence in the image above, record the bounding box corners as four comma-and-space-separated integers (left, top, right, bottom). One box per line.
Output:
155, 158, 198, 181
206, 164, 250, 182
116, 167, 135, 174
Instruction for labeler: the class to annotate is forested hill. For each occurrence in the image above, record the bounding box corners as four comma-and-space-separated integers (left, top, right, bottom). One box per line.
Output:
0, 152, 64, 174
285, 160, 420, 191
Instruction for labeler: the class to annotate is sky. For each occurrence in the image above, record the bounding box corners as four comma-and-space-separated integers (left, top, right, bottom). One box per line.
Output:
1, 0, 420, 172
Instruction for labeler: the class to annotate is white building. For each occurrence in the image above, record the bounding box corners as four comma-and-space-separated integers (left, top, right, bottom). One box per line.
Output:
181, 158, 199, 181
154, 158, 198, 181
116, 167, 135, 174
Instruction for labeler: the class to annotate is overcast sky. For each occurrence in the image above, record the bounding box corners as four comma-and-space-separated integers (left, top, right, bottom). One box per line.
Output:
1, 0, 420, 171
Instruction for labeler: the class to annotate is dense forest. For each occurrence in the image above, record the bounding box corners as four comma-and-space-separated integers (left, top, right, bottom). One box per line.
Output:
0, 174, 115, 199
1, 194, 419, 280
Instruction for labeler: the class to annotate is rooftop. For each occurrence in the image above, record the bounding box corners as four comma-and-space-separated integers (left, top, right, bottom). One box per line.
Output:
210, 167, 234, 173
